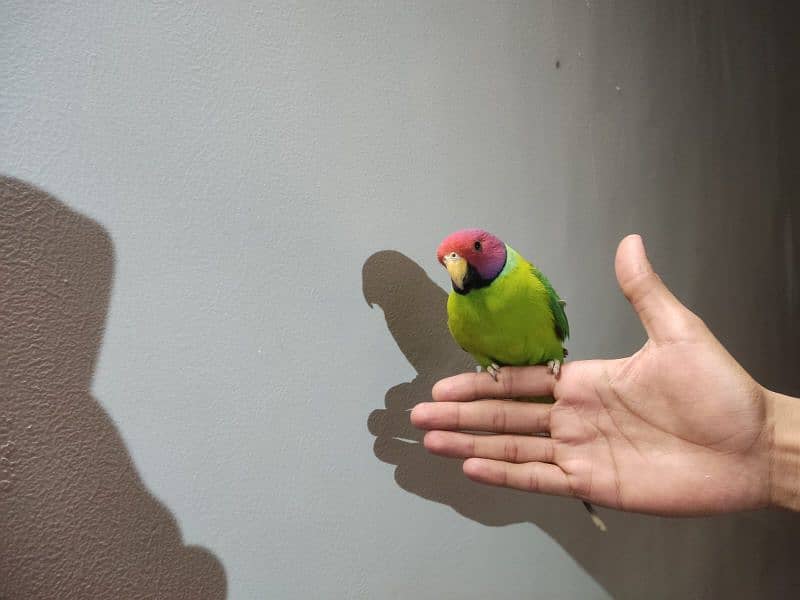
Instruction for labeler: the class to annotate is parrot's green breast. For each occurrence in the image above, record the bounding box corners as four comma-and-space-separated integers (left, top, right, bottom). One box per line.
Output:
446, 246, 568, 369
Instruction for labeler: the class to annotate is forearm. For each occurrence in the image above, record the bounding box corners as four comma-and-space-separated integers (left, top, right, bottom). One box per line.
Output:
767, 389, 800, 511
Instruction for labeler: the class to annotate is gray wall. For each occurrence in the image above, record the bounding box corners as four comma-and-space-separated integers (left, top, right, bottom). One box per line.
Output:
2, 1, 799, 598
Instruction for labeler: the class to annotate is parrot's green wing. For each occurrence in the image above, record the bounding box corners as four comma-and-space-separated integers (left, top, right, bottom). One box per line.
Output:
531, 264, 569, 342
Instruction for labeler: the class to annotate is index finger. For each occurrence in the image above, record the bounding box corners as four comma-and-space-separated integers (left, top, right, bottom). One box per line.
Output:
432, 366, 555, 402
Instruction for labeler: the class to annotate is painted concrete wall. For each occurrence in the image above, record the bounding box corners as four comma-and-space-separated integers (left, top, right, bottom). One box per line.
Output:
2, 1, 799, 598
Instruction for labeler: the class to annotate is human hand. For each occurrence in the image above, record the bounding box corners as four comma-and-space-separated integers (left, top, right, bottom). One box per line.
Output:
411, 235, 773, 516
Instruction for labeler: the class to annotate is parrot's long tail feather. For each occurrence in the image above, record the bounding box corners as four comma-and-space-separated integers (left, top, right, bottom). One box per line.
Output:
583, 501, 607, 532
527, 407, 605, 530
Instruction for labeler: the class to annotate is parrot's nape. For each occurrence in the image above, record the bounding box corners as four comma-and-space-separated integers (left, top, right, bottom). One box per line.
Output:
437, 228, 606, 532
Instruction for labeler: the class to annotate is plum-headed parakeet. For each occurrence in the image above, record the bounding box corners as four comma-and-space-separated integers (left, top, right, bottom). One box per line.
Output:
436, 228, 606, 531
436, 228, 568, 378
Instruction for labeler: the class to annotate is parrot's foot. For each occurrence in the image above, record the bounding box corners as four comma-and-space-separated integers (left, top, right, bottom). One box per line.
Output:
547, 359, 562, 378
487, 363, 501, 381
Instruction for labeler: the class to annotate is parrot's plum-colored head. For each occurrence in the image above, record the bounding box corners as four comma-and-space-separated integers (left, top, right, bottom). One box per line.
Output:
437, 229, 507, 294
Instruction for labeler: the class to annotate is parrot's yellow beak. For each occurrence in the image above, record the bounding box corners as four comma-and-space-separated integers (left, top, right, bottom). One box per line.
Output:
443, 253, 468, 290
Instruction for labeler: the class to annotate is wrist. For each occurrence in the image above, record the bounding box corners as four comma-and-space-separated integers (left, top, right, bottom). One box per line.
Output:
767, 388, 800, 511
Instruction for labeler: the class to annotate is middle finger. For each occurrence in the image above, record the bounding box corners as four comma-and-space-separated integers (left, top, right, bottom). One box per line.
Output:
410, 400, 551, 434
423, 431, 556, 463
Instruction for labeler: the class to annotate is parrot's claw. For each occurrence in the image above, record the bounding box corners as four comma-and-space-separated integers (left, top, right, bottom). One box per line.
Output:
487, 363, 501, 381
547, 359, 561, 378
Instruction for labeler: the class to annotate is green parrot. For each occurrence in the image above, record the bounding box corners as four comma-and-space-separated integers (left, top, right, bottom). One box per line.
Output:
436, 228, 568, 378
436, 228, 606, 531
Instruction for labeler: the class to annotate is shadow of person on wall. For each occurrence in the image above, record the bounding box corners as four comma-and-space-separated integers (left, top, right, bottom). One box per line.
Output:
363, 249, 800, 600
0, 177, 227, 600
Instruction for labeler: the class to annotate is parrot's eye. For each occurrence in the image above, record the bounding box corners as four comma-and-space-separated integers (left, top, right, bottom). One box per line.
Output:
474, 241, 482, 251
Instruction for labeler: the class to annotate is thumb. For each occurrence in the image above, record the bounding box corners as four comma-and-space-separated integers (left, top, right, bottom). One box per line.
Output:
615, 234, 691, 343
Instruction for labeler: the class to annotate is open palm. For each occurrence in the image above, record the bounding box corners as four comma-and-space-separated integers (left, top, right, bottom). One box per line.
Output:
411, 235, 771, 516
